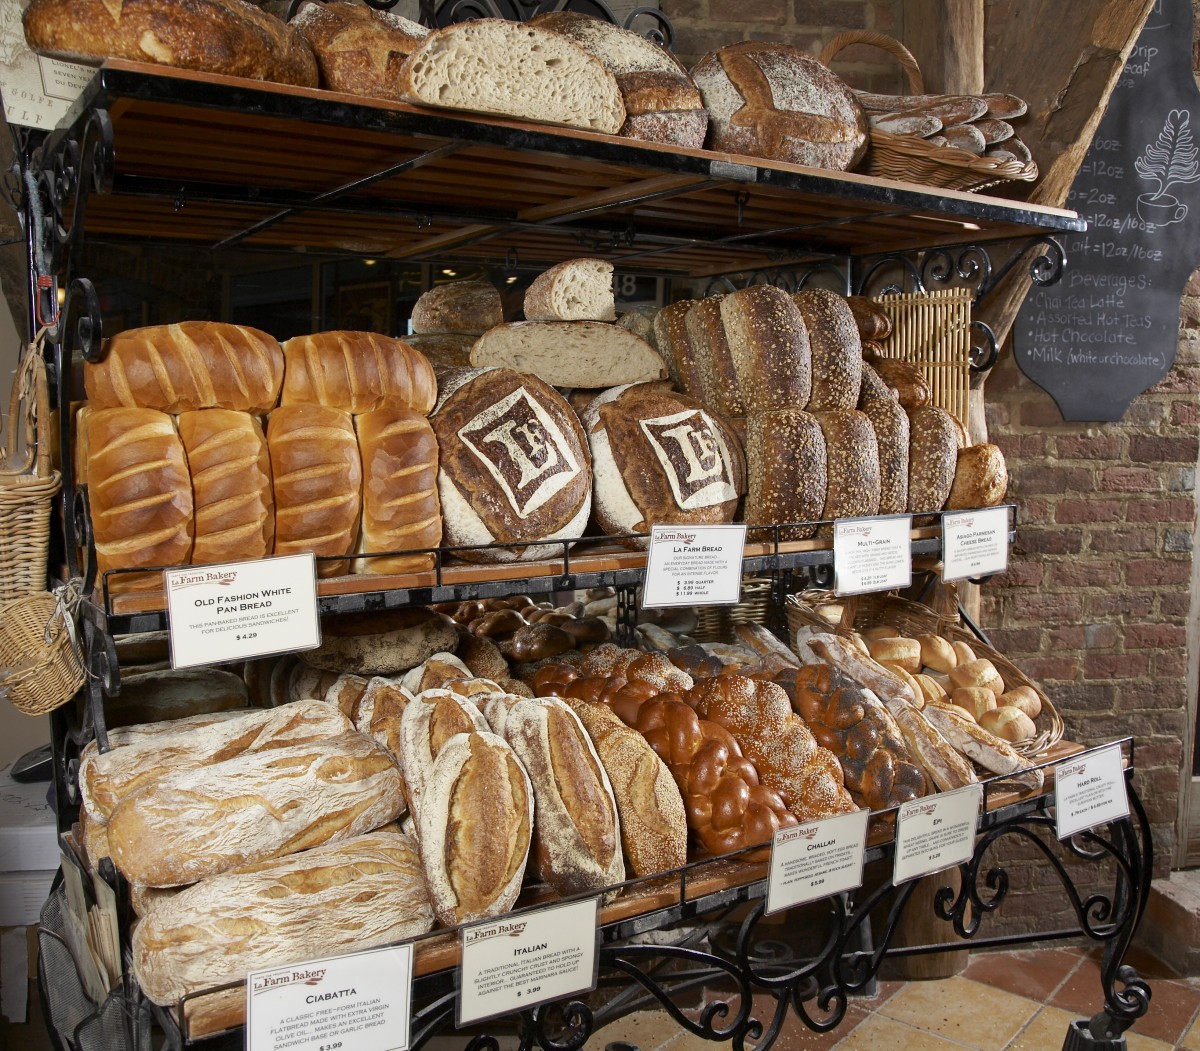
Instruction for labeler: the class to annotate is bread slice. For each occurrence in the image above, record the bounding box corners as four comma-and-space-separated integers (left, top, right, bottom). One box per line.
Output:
524, 258, 615, 322
469, 321, 665, 388
397, 19, 626, 135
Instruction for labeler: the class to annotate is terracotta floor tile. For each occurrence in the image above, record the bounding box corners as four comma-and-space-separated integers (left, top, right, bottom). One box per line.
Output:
1048, 952, 1107, 1017
1181, 1011, 1200, 1050
831, 1012, 974, 1050
1125, 978, 1200, 1046
1005, 1005, 1086, 1051
879, 975, 1039, 1051
586, 1009, 693, 1051
963, 946, 1087, 1003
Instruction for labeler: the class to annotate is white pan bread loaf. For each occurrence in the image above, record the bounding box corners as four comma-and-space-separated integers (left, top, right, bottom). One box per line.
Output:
691, 42, 867, 169
354, 406, 441, 575
84, 322, 284, 414
505, 696, 624, 896
131, 827, 432, 1007
720, 285, 812, 412
305, 606, 460, 675
469, 321, 664, 388
530, 11, 706, 147
86, 408, 193, 583
267, 404, 361, 577
857, 370, 910, 516
946, 443, 1009, 509
907, 406, 961, 515
417, 731, 533, 926
583, 383, 744, 547
792, 289, 862, 410
410, 280, 503, 335
745, 409, 826, 540
292, 0, 427, 99
178, 409, 274, 565
281, 330, 437, 415
685, 296, 745, 419
398, 690, 489, 824
432, 368, 592, 562
815, 409, 881, 521
107, 731, 405, 887
80, 700, 351, 825
398, 19, 626, 135
524, 258, 616, 322
23, 0, 319, 86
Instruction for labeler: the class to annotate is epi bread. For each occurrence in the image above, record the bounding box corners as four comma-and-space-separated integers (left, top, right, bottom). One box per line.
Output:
281, 331, 437, 416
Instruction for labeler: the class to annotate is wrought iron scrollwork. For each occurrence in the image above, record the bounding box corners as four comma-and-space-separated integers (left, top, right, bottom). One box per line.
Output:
702, 263, 851, 298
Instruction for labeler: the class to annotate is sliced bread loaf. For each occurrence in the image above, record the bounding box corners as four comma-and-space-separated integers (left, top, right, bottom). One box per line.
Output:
524, 258, 616, 321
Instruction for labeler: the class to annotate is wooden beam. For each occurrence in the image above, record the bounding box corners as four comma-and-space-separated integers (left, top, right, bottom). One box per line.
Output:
903, 0, 985, 95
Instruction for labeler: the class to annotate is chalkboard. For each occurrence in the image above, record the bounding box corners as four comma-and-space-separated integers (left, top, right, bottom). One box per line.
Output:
1015, 0, 1200, 421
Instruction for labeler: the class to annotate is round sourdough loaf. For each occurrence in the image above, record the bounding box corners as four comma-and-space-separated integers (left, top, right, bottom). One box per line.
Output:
946, 442, 1009, 509
304, 607, 460, 675
582, 383, 744, 547
691, 41, 867, 169
792, 289, 862, 410
410, 280, 503, 335
433, 368, 592, 562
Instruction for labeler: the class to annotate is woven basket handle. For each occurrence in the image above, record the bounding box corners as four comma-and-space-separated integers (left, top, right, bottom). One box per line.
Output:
1, 333, 52, 479
818, 30, 925, 96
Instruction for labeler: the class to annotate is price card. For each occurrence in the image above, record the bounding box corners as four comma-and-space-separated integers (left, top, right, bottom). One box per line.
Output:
766, 808, 870, 915
942, 507, 1010, 581
164, 553, 321, 669
246, 943, 414, 1051
1055, 744, 1130, 840
642, 524, 747, 608
458, 898, 599, 1027
893, 783, 983, 885
833, 515, 913, 597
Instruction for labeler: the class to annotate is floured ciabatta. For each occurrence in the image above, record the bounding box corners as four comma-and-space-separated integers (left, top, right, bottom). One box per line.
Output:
582, 383, 744, 548
432, 368, 592, 562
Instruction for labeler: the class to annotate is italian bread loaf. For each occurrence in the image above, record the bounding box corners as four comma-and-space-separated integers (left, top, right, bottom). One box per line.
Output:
177, 409, 273, 566
86, 408, 193, 581
354, 407, 441, 575
281, 331, 437, 416
432, 368, 592, 562
524, 258, 616, 322
353, 676, 412, 764
417, 731, 533, 926
744, 409, 826, 540
907, 406, 961, 515
107, 731, 406, 887
469, 321, 664, 388
410, 281, 503, 335
398, 19, 626, 135
792, 289, 862, 410
267, 405, 362, 577
132, 828, 433, 1007
719, 285, 811, 412
399, 690, 489, 823
292, 0, 427, 99
85, 322, 284, 414
815, 409, 881, 521
946, 443, 1009, 509
23, 0, 319, 87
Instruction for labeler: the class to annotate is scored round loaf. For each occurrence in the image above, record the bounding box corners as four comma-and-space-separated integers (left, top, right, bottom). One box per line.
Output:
691, 41, 867, 170
178, 409, 274, 566
946, 443, 1009, 509
720, 285, 812, 412
858, 372, 910, 516
583, 383, 745, 547
792, 289, 862, 411
652, 300, 702, 395
23, 0, 319, 87
530, 11, 707, 148
292, 0, 428, 100
907, 405, 961, 515
85, 322, 284, 414
685, 295, 746, 418
524, 258, 616, 322
281, 330, 437, 415
814, 409, 881, 521
432, 368, 592, 563
410, 280, 503, 335
304, 606, 460, 675
744, 409, 826, 540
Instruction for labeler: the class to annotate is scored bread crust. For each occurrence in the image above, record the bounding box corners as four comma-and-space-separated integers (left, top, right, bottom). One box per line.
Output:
397, 18, 626, 135
281, 330, 437, 415
398, 690, 490, 824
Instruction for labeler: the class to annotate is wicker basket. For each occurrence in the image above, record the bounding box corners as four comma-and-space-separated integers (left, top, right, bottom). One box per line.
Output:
691, 577, 774, 643
819, 31, 1038, 193
0, 589, 86, 715
0, 335, 61, 603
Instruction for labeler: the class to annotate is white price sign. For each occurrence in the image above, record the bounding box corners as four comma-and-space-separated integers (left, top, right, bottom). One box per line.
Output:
833, 515, 913, 597
246, 944, 414, 1051
942, 507, 1010, 582
766, 808, 870, 915
1055, 745, 1130, 840
641, 524, 747, 608
458, 898, 599, 1026
893, 783, 983, 885
164, 554, 321, 669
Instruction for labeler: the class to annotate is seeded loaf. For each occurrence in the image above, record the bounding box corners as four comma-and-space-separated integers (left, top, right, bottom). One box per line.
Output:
292, 0, 426, 99
720, 285, 812, 412
398, 19, 626, 135
652, 300, 702, 394
469, 321, 663, 388
815, 409, 881, 521
857, 367, 910, 516
410, 281, 503, 335
524, 258, 616, 322
946, 443, 1009, 509
907, 405, 961, 515
744, 409, 826, 540
685, 296, 745, 418
792, 289, 862, 411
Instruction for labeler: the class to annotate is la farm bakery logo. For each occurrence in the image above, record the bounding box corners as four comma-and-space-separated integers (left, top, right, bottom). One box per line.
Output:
167, 568, 238, 591
250, 967, 327, 996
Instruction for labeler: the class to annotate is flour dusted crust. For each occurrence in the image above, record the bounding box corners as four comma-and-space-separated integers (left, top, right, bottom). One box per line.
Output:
583, 383, 744, 547
691, 41, 867, 170
131, 828, 432, 1006
398, 690, 489, 824
432, 368, 592, 562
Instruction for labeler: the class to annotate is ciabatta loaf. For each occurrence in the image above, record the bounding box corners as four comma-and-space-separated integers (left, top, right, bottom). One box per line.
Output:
410, 280, 503, 335
107, 731, 405, 887
132, 828, 432, 1007
281, 330, 436, 415
469, 321, 663, 388
84, 322, 283, 413
524, 258, 616, 322
398, 18, 626, 135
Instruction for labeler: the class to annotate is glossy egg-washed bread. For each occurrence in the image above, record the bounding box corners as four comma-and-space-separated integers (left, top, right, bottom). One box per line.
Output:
281, 330, 437, 415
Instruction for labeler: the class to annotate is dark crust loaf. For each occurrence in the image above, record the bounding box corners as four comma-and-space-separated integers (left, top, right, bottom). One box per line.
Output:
744, 409, 825, 541
792, 289, 862, 411
907, 405, 960, 515
23, 0, 318, 86
815, 409, 881, 521
685, 296, 746, 418
859, 386, 910, 516
691, 41, 867, 170
845, 296, 893, 342
720, 285, 812, 413
304, 607, 460, 675
652, 300, 701, 394
410, 281, 503, 335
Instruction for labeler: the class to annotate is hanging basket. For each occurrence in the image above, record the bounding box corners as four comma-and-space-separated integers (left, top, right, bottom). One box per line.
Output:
0, 588, 86, 715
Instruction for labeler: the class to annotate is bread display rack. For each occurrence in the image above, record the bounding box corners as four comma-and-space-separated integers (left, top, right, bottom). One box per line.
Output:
9, 49, 1154, 1051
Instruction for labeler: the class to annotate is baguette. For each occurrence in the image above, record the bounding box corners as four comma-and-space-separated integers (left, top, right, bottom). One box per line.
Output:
923, 702, 1044, 789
